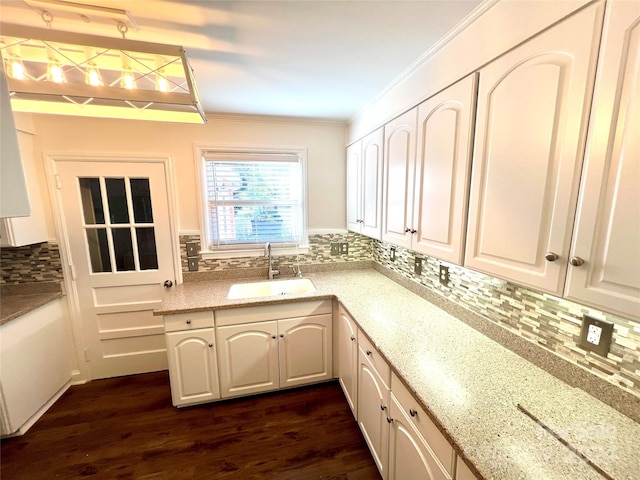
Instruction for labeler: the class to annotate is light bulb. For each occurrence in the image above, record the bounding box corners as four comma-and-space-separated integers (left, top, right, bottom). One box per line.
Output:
121, 70, 136, 89
86, 66, 103, 86
9, 59, 26, 80
156, 75, 169, 92
47, 62, 66, 83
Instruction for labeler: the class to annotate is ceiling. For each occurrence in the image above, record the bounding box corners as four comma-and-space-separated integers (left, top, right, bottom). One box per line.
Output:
0, 0, 483, 120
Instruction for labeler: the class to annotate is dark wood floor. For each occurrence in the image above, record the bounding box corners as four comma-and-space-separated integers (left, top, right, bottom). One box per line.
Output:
1, 372, 380, 479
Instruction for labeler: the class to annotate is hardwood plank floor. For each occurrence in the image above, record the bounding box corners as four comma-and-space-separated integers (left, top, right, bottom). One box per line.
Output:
1, 372, 380, 479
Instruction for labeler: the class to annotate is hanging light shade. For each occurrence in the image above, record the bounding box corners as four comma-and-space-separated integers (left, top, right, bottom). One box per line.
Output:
0, 24, 206, 124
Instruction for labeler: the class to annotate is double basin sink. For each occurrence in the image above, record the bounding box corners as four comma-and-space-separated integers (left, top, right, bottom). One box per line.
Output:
227, 278, 317, 299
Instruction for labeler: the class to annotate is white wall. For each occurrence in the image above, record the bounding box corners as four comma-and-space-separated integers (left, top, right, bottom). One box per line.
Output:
29, 114, 347, 239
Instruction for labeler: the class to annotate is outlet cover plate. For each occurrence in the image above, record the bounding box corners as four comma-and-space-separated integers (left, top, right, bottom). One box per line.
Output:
340, 243, 349, 254
330, 243, 340, 255
188, 258, 199, 272
414, 257, 422, 275
390, 247, 396, 262
579, 315, 613, 357
186, 242, 199, 258
439, 264, 450, 286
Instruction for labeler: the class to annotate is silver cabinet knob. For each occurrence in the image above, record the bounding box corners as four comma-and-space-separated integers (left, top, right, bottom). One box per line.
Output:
208, 343, 213, 348
272, 335, 277, 339
570, 256, 585, 267
545, 252, 559, 262
409, 409, 417, 417
366, 350, 372, 356
186, 320, 191, 325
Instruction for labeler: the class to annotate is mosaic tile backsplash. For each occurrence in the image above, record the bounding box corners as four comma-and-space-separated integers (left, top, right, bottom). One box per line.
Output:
371, 238, 640, 399
1, 242, 63, 284
179, 232, 372, 273
180, 232, 640, 400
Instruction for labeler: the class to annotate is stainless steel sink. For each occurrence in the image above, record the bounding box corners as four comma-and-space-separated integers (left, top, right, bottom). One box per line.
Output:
227, 278, 317, 299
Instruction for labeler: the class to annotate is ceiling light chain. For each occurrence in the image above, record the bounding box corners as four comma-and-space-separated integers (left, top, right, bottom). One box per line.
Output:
117, 22, 128, 39
41, 10, 53, 28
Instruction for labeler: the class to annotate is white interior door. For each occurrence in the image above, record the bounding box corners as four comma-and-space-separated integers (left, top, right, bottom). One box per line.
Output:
56, 160, 177, 380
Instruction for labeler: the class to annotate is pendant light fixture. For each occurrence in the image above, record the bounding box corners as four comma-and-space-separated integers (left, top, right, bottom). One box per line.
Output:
0, 3, 206, 124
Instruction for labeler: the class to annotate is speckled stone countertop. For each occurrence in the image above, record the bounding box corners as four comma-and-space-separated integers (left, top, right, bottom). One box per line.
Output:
0, 282, 63, 326
154, 269, 640, 480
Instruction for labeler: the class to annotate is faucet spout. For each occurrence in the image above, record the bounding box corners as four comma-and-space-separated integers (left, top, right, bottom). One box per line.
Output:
265, 242, 279, 280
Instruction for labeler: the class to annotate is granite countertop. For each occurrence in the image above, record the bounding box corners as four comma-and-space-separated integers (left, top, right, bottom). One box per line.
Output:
0, 282, 63, 326
154, 269, 640, 480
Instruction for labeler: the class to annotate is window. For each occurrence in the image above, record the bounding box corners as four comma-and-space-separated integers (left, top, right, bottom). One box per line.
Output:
198, 147, 307, 254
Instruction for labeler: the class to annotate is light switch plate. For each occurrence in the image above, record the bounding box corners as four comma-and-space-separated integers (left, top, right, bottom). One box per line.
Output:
186, 242, 199, 258
187, 258, 199, 272
579, 315, 613, 357
330, 243, 340, 255
414, 257, 422, 275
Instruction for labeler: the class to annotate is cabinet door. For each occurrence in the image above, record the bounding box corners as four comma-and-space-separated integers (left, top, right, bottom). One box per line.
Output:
413, 74, 477, 264
346, 139, 363, 233
337, 305, 358, 418
217, 321, 279, 398
278, 314, 332, 389
0, 130, 47, 247
166, 328, 219, 407
383, 108, 417, 249
388, 394, 451, 480
565, 2, 640, 320
465, 4, 603, 295
357, 346, 390, 478
361, 127, 384, 240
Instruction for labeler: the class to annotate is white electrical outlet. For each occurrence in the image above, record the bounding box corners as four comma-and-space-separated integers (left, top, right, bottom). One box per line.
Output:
579, 315, 613, 356
586, 324, 602, 345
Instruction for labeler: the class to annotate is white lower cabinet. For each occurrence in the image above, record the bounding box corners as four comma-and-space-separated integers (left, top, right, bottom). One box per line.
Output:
388, 393, 450, 480
337, 305, 358, 418
354, 326, 460, 480
166, 328, 220, 407
357, 342, 391, 478
217, 321, 280, 397
165, 310, 219, 407
216, 300, 333, 399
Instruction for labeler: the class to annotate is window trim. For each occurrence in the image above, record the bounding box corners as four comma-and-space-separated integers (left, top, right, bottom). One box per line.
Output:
194, 144, 309, 258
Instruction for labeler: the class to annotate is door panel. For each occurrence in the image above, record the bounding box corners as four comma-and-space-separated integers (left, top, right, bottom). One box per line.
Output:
465, 5, 603, 294
383, 109, 417, 248
278, 315, 332, 388
217, 321, 279, 398
362, 128, 384, 240
57, 160, 176, 379
566, 4, 640, 319
413, 74, 477, 264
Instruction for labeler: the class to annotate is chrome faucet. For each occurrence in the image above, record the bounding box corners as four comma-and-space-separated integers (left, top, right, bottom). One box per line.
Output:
265, 242, 280, 280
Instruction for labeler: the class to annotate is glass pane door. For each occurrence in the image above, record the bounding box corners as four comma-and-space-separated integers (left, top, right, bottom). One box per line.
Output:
79, 176, 158, 273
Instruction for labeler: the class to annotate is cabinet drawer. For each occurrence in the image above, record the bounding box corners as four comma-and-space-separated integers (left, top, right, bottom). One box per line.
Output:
358, 331, 391, 388
391, 372, 454, 476
215, 300, 332, 327
164, 310, 214, 332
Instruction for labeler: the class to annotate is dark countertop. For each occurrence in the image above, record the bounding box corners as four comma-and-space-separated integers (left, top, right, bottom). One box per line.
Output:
0, 282, 64, 326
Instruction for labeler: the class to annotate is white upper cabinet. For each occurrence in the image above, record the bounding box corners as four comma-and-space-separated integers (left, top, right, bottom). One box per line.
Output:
383, 108, 418, 249
565, 1, 640, 320
347, 127, 384, 240
412, 74, 477, 264
382, 75, 477, 264
465, 4, 604, 295
0, 128, 48, 246
0, 67, 30, 219
346, 139, 362, 233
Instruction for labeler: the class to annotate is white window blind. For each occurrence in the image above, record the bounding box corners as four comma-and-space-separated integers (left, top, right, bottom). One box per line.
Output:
202, 151, 304, 249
